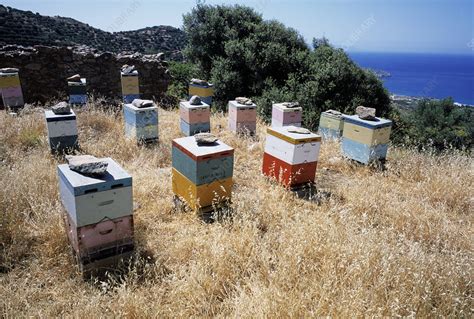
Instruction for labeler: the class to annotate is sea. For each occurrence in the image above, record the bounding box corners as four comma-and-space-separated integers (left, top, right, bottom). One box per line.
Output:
348, 52, 474, 106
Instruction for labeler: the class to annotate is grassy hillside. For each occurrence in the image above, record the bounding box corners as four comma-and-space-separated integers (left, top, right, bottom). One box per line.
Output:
0, 101, 472, 317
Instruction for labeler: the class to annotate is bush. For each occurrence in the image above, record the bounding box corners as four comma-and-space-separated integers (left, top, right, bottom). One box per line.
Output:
402, 98, 473, 151
182, 4, 392, 130
163, 61, 200, 108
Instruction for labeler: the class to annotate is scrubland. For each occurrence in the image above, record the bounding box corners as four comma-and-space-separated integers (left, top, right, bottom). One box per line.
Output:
0, 101, 472, 317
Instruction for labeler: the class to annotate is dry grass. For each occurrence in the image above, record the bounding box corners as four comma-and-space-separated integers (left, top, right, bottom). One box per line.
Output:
0, 101, 472, 317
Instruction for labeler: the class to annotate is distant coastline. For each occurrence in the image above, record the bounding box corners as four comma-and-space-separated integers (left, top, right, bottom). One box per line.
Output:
390, 94, 474, 110
349, 52, 474, 106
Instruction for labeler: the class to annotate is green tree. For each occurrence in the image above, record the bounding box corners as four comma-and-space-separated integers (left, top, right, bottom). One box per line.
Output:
182, 4, 392, 131
162, 61, 200, 108
404, 98, 473, 151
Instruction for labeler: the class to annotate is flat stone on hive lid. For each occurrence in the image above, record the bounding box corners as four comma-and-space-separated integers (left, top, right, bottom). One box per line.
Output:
189, 95, 202, 105
66, 155, 108, 176
287, 126, 311, 134
67, 74, 82, 82
0, 67, 19, 73
132, 99, 155, 108
356, 106, 377, 121
52, 101, 71, 115
326, 109, 342, 117
282, 102, 300, 108
236, 97, 253, 105
190, 78, 209, 86
195, 133, 218, 145
121, 64, 135, 74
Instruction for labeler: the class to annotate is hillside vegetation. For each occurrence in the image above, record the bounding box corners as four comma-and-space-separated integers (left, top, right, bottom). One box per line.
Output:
0, 5, 186, 56
182, 4, 392, 127
1, 101, 472, 317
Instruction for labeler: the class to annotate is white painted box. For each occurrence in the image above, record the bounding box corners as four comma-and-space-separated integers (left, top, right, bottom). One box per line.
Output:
58, 158, 133, 228
45, 110, 78, 138
264, 127, 321, 165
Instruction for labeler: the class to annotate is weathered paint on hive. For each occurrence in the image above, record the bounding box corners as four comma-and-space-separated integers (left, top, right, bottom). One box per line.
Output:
172, 168, 232, 211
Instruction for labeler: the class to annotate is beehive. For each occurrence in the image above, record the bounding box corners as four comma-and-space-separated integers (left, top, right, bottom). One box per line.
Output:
172, 136, 234, 211
0, 71, 24, 109
58, 158, 134, 271
271, 103, 302, 127
263, 126, 321, 187
123, 102, 159, 143
341, 114, 392, 164
68, 78, 87, 105
121, 71, 140, 103
318, 110, 345, 140
58, 158, 133, 228
63, 212, 134, 262
228, 100, 257, 134
188, 82, 214, 105
179, 101, 211, 136
45, 109, 78, 153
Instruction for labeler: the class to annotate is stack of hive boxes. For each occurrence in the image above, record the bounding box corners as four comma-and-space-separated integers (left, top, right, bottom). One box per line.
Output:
188, 79, 214, 105
271, 102, 302, 127
318, 110, 345, 140
58, 157, 134, 273
124, 100, 159, 143
341, 115, 392, 164
179, 99, 211, 136
45, 105, 78, 153
0, 69, 24, 109
68, 77, 87, 105
172, 136, 234, 213
121, 70, 140, 103
263, 126, 321, 188
228, 98, 257, 134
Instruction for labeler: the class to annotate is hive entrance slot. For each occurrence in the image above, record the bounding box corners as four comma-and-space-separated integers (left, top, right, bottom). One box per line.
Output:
84, 188, 98, 194
111, 184, 123, 189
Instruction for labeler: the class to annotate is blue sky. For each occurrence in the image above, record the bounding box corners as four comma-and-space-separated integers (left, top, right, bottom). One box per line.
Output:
3, 0, 473, 54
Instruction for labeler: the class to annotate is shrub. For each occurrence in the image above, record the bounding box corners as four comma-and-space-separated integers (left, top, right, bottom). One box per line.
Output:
403, 98, 473, 151
182, 4, 392, 129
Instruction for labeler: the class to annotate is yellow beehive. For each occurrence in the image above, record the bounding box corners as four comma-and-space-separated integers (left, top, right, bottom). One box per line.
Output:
343, 122, 391, 146
0, 73, 20, 89
121, 75, 139, 95
172, 168, 232, 211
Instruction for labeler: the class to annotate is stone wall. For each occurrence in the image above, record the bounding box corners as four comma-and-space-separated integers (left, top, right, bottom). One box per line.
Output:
0, 45, 172, 104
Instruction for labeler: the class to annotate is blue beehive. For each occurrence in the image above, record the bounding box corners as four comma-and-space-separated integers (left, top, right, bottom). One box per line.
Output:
68, 78, 87, 105
172, 142, 234, 185
180, 119, 210, 137
58, 158, 133, 228
341, 115, 392, 164
45, 110, 78, 153
123, 103, 159, 143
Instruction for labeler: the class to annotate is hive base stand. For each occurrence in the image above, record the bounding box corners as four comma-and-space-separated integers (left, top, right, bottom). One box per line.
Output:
173, 195, 232, 223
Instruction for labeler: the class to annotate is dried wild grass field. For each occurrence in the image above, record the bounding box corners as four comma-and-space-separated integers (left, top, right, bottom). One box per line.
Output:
0, 102, 472, 317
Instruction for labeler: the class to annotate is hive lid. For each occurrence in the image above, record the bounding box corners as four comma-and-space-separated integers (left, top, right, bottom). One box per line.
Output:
322, 110, 343, 120
45, 109, 76, 122
267, 126, 321, 144
124, 103, 158, 111
179, 101, 210, 110
189, 78, 213, 87
67, 78, 86, 86
57, 157, 132, 196
172, 136, 234, 161
121, 70, 138, 76
342, 114, 392, 129
273, 102, 302, 112
229, 100, 256, 109
0, 72, 19, 77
